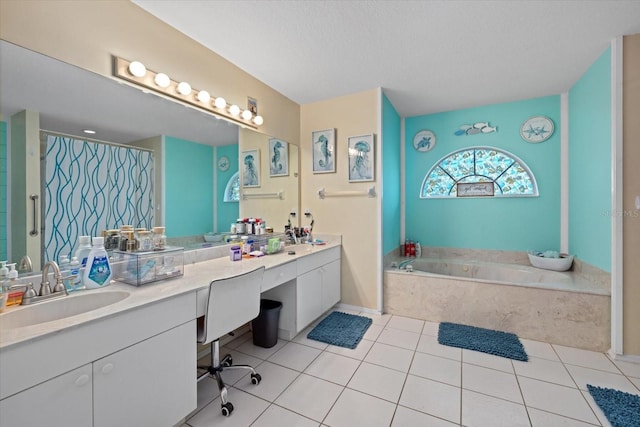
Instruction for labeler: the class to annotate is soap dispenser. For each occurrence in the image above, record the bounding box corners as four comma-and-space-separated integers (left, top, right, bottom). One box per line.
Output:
0, 261, 8, 279
5, 263, 23, 306
0, 261, 8, 312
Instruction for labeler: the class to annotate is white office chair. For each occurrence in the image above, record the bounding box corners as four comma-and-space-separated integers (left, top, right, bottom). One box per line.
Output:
197, 266, 265, 417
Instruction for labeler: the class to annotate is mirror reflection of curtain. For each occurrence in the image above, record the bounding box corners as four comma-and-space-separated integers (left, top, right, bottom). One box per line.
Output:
44, 135, 154, 261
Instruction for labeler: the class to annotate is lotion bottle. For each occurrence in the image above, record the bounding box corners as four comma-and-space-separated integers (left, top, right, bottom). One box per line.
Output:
74, 235, 93, 267
82, 237, 112, 289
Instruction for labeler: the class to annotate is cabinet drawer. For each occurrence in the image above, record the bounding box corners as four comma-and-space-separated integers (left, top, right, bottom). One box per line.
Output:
263, 261, 297, 292
297, 246, 341, 275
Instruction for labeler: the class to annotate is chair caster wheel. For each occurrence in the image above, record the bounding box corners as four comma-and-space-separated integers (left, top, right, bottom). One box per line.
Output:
221, 402, 234, 416
222, 356, 232, 367
251, 373, 262, 385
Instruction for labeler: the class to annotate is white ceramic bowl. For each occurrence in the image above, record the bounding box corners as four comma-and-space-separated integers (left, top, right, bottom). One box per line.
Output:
527, 253, 574, 271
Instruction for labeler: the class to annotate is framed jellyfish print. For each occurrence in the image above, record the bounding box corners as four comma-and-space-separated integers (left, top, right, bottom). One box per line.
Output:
268, 138, 289, 177
348, 134, 375, 182
241, 149, 261, 187
312, 128, 336, 173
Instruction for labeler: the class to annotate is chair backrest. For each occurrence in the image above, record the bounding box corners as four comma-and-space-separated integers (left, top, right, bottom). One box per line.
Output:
198, 266, 265, 345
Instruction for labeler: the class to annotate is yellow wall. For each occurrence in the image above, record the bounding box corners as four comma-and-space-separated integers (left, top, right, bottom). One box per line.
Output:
300, 89, 381, 310
239, 128, 300, 232
0, 0, 300, 144
623, 34, 640, 355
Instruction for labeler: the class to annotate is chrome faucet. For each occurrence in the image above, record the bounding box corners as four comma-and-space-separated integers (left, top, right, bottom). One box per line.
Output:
40, 260, 66, 296
18, 255, 33, 273
398, 259, 414, 270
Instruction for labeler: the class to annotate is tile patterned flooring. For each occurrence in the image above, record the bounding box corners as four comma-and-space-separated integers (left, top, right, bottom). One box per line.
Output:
181, 309, 640, 427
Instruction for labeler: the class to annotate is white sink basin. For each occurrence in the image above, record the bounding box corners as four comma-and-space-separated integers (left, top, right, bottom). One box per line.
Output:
0, 290, 130, 329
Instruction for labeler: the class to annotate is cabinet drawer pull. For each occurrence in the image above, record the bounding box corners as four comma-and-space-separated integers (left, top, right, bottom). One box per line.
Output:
75, 374, 90, 387
101, 363, 114, 375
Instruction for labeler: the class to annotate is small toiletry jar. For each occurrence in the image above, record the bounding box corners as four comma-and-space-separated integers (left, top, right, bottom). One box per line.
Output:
230, 246, 242, 261
112, 246, 184, 286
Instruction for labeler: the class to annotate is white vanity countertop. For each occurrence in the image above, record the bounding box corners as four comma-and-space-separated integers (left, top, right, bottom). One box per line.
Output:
0, 238, 341, 349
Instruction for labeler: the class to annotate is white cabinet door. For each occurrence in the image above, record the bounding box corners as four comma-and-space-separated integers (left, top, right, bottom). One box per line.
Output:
296, 268, 323, 331
321, 259, 341, 312
93, 320, 196, 427
0, 364, 92, 427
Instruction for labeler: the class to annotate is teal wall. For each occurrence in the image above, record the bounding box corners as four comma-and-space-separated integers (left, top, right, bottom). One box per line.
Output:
165, 136, 214, 237
382, 94, 401, 256
215, 143, 239, 232
405, 95, 561, 251
569, 47, 611, 272
0, 122, 6, 260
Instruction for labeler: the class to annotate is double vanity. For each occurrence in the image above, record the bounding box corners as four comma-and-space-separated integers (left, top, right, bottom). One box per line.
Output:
0, 239, 341, 427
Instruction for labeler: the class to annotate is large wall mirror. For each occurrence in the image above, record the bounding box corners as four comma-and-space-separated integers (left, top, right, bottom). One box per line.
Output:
0, 40, 299, 271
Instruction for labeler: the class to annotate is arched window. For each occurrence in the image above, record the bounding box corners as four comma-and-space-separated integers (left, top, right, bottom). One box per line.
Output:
224, 172, 240, 202
420, 147, 538, 198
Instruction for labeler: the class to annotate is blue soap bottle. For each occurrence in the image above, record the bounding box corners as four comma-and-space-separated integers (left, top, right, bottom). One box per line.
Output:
82, 237, 113, 289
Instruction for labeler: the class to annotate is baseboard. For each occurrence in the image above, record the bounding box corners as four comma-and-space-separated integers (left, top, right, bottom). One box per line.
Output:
608, 349, 640, 363
335, 302, 381, 315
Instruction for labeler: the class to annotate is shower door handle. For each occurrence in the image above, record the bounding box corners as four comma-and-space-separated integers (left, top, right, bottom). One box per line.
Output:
29, 194, 39, 236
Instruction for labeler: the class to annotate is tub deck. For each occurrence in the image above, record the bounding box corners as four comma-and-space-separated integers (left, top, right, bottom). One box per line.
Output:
384, 258, 611, 352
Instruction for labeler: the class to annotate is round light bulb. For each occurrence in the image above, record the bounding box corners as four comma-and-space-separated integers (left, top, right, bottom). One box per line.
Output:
197, 90, 211, 103
154, 73, 171, 88
128, 61, 146, 78
177, 81, 192, 96
214, 97, 226, 109
241, 109, 253, 120
253, 115, 264, 126
229, 104, 240, 116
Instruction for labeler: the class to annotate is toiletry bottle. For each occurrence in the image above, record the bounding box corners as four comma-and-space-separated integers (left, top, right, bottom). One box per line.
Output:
1, 261, 9, 279
5, 263, 23, 306
415, 241, 422, 258
82, 237, 112, 289
404, 239, 410, 257
0, 261, 8, 312
74, 235, 93, 267
67, 256, 84, 291
409, 241, 416, 257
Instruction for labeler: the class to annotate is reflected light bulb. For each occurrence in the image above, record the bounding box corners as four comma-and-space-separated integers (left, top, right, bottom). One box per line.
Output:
154, 73, 171, 88
229, 104, 240, 116
241, 109, 252, 120
177, 82, 192, 95
253, 115, 264, 126
128, 61, 146, 78
197, 90, 211, 103
214, 97, 226, 109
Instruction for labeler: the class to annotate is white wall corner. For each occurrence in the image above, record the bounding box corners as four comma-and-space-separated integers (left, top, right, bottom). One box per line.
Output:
610, 36, 624, 356
560, 92, 569, 254
400, 117, 406, 244
376, 88, 383, 313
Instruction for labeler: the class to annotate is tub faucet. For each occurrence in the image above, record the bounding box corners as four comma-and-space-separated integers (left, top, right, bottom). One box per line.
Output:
398, 259, 414, 270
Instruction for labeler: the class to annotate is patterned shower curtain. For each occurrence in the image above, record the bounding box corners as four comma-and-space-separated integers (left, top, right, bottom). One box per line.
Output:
44, 135, 154, 262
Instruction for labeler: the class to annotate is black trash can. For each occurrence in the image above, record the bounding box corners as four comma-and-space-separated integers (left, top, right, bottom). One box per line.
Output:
252, 299, 282, 348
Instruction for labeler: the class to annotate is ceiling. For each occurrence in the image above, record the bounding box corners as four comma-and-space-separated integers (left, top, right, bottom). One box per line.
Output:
133, 0, 640, 117
0, 41, 239, 145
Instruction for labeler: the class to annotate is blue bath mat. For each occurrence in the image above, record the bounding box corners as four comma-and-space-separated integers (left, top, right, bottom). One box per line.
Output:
587, 384, 640, 427
307, 311, 372, 349
438, 322, 528, 361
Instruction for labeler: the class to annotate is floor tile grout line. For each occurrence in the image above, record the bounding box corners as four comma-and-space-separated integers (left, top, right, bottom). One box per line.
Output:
512, 358, 534, 427
553, 346, 607, 426
459, 346, 464, 426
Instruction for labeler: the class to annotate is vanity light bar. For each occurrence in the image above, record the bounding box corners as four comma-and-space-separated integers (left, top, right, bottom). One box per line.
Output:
113, 56, 263, 129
